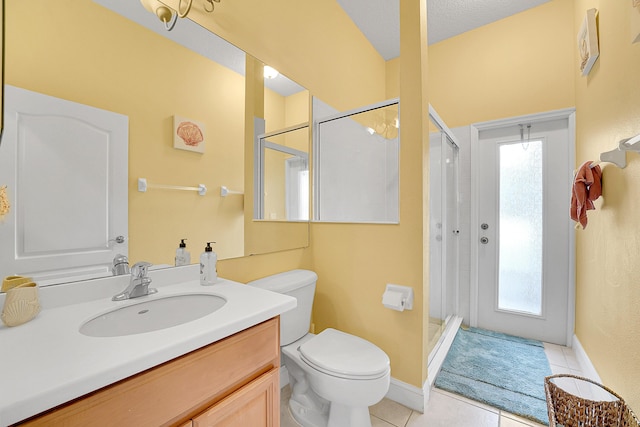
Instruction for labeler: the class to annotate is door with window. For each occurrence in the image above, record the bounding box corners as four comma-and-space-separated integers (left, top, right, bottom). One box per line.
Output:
475, 116, 573, 345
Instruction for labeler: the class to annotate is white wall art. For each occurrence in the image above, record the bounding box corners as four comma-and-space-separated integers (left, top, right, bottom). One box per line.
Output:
578, 8, 599, 76
173, 115, 206, 153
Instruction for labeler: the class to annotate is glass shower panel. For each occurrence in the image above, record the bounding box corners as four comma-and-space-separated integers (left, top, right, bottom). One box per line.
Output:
498, 140, 543, 315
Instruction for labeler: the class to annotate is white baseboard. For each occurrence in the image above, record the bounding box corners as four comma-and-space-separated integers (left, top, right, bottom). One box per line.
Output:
572, 334, 601, 382
386, 378, 426, 413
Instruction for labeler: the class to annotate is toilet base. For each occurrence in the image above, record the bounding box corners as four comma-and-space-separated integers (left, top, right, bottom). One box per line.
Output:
288, 396, 373, 427
289, 398, 329, 427
287, 348, 330, 427
328, 403, 372, 427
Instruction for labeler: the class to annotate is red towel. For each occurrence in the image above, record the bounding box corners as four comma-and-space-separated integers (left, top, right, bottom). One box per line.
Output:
570, 161, 602, 229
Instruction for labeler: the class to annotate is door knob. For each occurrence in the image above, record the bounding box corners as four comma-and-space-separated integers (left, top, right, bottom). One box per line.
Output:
109, 235, 126, 245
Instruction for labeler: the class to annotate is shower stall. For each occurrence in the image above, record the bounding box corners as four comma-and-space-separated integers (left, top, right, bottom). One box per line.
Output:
427, 106, 463, 379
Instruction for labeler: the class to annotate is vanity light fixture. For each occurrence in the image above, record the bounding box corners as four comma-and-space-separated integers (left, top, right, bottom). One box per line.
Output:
263, 66, 280, 80
140, 0, 220, 31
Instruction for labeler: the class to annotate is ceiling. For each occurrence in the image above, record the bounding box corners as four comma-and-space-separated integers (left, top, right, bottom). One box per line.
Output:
95, 0, 551, 92
337, 0, 552, 60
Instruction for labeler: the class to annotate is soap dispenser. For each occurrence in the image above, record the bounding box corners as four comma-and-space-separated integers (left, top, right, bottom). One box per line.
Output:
199, 242, 218, 285
175, 239, 191, 266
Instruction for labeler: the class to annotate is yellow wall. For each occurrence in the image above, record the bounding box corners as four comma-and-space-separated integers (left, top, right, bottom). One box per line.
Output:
286, 91, 311, 127
428, 0, 575, 127
386, 58, 400, 99
573, 0, 640, 411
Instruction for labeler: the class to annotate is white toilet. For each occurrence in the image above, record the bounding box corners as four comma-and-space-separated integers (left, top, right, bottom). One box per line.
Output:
248, 269, 390, 427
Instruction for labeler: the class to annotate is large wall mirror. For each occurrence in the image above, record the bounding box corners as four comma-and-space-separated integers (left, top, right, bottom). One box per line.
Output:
0, 0, 309, 286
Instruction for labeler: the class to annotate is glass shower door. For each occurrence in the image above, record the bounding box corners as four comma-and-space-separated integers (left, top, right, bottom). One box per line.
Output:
428, 121, 459, 360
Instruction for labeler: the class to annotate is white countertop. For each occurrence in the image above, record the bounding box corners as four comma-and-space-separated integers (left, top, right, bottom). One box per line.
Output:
0, 265, 296, 426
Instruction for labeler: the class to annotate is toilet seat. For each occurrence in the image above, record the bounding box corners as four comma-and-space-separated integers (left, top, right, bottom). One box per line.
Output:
298, 328, 390, 380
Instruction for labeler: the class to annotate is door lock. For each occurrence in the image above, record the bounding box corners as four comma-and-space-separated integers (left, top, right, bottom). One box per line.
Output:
480, 237, 489, 244
481, 223, 489, 230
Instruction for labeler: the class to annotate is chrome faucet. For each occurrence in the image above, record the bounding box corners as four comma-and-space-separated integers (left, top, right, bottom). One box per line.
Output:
112, 261, 157, 301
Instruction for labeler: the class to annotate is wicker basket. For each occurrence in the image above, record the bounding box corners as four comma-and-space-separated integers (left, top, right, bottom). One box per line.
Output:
545, 374, 640, 427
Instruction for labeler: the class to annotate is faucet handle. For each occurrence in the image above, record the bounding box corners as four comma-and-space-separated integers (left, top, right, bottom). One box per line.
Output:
112, 254, 130, 276
131, 261, 152, 278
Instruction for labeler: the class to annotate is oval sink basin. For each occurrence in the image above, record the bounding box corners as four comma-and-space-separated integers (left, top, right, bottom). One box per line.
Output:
80, 294, 226, 337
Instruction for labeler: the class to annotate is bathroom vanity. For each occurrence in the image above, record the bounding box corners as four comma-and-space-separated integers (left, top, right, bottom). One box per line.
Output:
0, 266, 296, 426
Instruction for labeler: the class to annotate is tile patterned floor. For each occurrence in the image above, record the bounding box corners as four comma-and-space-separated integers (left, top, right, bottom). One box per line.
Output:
280, 343, 587, 427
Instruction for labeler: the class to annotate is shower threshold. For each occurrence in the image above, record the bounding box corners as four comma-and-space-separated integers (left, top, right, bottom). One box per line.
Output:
426, 315, 463, 390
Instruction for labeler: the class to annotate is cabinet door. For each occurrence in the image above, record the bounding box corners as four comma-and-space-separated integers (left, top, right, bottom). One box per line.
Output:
192, 369, 279, 427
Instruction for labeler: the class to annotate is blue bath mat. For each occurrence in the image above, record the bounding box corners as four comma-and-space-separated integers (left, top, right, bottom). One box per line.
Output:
434, 327, 551, 425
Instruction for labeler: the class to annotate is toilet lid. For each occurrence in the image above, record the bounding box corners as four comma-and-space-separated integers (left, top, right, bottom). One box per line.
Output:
298, 328, 390, 379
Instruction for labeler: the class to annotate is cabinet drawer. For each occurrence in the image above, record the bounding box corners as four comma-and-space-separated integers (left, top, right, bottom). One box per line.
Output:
18, 317, 280, 427
192, 369, 279, 427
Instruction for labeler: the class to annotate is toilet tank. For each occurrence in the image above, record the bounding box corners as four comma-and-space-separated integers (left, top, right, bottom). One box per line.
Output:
247, 269, 317, 346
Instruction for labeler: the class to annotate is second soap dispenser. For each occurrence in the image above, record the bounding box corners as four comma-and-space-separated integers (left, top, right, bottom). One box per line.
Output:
200, 242, 218, 285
